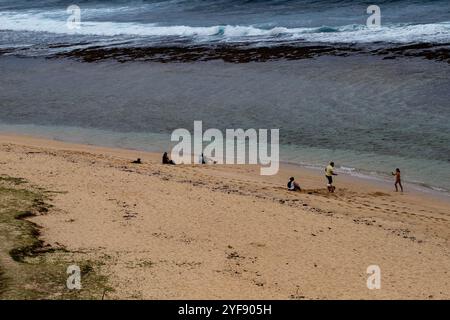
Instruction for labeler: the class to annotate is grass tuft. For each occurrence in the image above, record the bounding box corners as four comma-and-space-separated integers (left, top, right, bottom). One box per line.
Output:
0, 175, 113, 299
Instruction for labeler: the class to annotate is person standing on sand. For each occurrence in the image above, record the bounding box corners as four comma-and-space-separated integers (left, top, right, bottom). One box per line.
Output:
325, 161, 338, 193
392, 168, 403, 192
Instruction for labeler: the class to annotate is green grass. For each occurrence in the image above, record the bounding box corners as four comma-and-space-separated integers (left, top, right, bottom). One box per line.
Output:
0, 176, 113, 300
0, 175, 27, 185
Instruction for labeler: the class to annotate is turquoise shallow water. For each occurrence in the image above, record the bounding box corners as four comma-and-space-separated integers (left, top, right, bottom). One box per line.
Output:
0, 123, 448, 197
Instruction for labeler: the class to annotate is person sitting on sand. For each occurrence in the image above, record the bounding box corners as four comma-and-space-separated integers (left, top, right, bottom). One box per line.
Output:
131, 158, 142, 164
325, 161, 338, 193
287, 177, 301, 191
162, 152, 175, 165
199, 153, 206, 164
392, 168, 403, 192
198, 153, 217, 165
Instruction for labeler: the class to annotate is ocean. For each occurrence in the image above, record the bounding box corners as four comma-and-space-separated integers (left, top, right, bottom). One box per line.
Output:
1, 0, 450, 51
0, 0, 449, 194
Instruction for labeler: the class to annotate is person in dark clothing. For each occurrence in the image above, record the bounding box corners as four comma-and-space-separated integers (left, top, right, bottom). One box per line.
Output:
162, 152, 175, 165
200, 153, 206, 164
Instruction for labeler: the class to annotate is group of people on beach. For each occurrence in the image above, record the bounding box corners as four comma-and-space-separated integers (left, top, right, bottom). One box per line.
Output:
161, 152, 212, 165
287, 161, 403, 193
287, 161, 338, 193
137, 153, 403, 194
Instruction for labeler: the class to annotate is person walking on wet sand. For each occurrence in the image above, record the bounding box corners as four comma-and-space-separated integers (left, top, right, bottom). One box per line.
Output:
392, 168, 403, 192
325, 161, 338, 193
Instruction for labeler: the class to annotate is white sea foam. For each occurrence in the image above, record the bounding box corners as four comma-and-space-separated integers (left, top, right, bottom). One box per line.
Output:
1, 10, 449, 43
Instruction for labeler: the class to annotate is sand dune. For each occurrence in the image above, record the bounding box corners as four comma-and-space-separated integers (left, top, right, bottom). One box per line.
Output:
0, 133, 449, 299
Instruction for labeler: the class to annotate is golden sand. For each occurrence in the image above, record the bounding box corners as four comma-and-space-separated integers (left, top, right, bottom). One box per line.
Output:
0, 133, 449, 299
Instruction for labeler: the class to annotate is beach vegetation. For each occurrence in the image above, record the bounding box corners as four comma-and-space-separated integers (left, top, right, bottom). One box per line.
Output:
0, 175, 112, 299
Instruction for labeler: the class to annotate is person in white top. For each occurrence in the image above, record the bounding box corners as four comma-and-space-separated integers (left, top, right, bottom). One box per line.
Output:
287, 177, 301, 191
325, 161, 338, 192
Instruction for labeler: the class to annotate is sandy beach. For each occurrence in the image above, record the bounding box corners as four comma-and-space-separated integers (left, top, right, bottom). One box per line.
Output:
0, 133, 449, 299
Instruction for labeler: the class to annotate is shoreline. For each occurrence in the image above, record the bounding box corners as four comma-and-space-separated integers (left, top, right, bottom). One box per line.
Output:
1, 0, 450, 301
1, 55, 448, 196
0, 130, 448, 203
1, 131, 450, 299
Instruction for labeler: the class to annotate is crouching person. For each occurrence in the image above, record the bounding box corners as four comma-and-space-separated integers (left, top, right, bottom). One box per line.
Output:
287, 177, 301, 191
